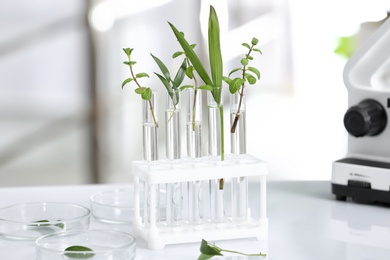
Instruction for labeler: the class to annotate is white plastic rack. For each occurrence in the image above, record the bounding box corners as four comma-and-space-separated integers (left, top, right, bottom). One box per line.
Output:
132, 154, 268, 249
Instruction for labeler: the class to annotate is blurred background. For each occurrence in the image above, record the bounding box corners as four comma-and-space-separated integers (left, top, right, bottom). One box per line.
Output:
0, 0, 389, 187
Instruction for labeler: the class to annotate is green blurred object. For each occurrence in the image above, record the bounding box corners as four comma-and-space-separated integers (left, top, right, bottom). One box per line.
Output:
334, 35, 357, 59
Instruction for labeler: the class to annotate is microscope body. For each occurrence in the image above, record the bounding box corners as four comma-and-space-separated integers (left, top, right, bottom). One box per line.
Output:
332, 17, 390, 203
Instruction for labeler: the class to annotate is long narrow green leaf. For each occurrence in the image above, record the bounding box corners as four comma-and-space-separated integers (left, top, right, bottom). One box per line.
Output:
208, 5, 223, 104
155, 72, 173, 98
168, 22, 213, 87
151, 54, 170, 80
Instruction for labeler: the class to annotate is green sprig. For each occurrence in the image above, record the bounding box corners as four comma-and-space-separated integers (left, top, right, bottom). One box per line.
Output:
122, 48, 158, 127
223, 37, 262, 133
198, 239, 267, 259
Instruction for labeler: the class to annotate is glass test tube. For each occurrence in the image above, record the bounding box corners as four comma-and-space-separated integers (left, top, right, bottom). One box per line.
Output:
142, 90, 159, 224
186, 88, 205, 224
207, 92, 224, 222
230, 92, 248, 220
165, 90, 182, 225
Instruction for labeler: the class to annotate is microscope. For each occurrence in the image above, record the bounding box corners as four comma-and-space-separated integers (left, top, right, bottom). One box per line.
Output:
332, 17, 390, 203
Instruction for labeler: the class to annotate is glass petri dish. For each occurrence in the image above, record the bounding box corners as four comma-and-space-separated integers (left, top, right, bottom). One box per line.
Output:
0, 202, 90, 240
35, 229, 136, 260
90, 188, 135, 224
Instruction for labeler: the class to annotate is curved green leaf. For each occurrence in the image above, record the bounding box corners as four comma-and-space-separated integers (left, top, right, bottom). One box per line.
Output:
242, 43, 250, 49
155, 73, 173, 97
247, 66, 261, 79
245, 73, 257, 84
122, 78, 133, 89
222, 76, 231, 84
228, 67, 242, 77
136, 72, 149, 79
198, 85, 213, 91
253, 48, 262, 54
151, 54, 170, 80
179, 85, 194, 91
172, 51, 184, 59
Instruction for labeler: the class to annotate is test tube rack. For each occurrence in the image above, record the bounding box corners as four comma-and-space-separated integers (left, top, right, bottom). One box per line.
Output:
132, 154, 268, 249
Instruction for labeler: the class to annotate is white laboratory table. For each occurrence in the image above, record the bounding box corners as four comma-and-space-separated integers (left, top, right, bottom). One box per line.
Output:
1, 181, 390, 260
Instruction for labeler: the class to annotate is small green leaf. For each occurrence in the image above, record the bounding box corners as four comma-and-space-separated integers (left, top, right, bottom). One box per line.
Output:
251, 37, 259, 45
229, 78, 245, 94
179, 85, 194, 91
241, 58, 249, 66
253, 48, 262, 54
123, 61, 136, 66
173, 59, 187, 88
64, 245, 94, 259
222, 76, 231, 84
122, 48, 133, 57
141, 87, 152, 100
136, 72, 149, 79
190, 44, 197, 49
247, 66, 261, 79
134, 87, 144, 95
186, 66, 194, 79
172, 51, 184, 59
228, 67, 242, 77
199, 239, 223, 256
245, 73, 257, 84
248, 55, 253, 60
151, 54, 171, 80
242, 43, 250, 49
198, 85, 213, 91
122, 78, 133, 89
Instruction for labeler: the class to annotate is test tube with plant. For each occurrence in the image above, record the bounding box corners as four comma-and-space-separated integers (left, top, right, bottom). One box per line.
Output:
223, 37, 262, 220
151, 53, 187, 225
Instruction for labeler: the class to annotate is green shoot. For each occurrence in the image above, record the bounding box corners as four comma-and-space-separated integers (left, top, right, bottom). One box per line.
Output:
122, 48, 158, 128
198, 239, 267, 259
173, 43, 212, 132
223, 37, 262, 133
151, 53, 186, 122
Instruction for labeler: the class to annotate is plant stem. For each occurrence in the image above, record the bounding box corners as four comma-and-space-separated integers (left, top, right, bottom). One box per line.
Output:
219, 104, 225, 189
230, 86, 245, 133
129, 63, 158, 127
221, 248, 266, 257
192, 89, 198, 131
212, 244, 266, 257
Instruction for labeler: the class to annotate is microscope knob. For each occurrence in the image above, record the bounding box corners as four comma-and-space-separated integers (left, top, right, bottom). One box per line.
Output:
344, 99, 387, 137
